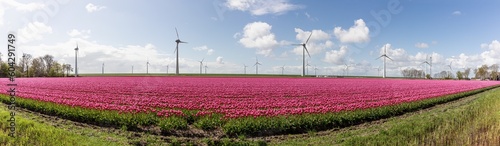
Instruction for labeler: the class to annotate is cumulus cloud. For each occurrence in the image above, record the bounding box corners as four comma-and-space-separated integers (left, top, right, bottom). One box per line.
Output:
86, 3, 106, 13
67, 29, 91, 39
238, 21, 279, 56
18, 22, 53, 44
324, 45, 349, 65
216, 56, 224, 64
480, 40, 500, 65
415, 42, 429, 49
292, 28, 332, 56
1, 0, 45, 12
452, 11, 461, 15
225, 0, 301, 15
193, 45, 214, 55
334, 19, 370, 43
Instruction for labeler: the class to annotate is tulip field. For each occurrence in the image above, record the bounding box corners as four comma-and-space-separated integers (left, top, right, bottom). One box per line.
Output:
1, 77, 499, 136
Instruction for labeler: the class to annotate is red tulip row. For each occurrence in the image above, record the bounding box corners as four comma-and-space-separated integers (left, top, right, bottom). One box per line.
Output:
2, 77, 498, 118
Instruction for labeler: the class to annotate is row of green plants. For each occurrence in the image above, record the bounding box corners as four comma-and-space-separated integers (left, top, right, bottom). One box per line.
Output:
1, 85, 497, 137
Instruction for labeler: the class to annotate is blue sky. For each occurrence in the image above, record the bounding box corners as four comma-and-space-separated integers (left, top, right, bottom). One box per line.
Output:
1, 0, 500, 77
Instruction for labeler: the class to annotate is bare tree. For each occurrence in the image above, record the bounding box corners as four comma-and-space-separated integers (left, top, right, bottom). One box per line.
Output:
463, 68, 471, 80
490, 64, 499, 80
43, 54, 54, 75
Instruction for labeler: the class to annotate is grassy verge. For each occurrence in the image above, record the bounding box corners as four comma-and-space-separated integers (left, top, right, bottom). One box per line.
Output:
271, 87, 500, 145
0, 104, 127, 145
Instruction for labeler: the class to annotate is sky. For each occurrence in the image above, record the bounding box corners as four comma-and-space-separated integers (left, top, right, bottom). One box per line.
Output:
1, 0, 500, 77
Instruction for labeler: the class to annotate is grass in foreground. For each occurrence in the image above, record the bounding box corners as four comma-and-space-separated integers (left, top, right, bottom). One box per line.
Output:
271, 87, 500, 145
0, 104, 128, 146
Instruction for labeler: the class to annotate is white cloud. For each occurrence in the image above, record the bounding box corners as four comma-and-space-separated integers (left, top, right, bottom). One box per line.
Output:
292, 28, 332, 56
238, 21, 279, 56
480, 40, 500, 65
0, 0, 45, 26
18, 22, 53, 44
67, 29, 91, 39
225, 0, 301, 16
216, 56, 224, 64
193, 45, 214, 55
452, 11, 461, 15
86, 3, 106, 13
334, 19, 370, 43
324, 45, 349, 65
415, 42, 429, 49
1, 0, 45, 12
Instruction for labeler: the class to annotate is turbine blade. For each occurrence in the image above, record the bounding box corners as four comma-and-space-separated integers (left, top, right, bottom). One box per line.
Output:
175, 27, 180, 39
304, 46, 311, 58
386, 56, 394, 61
305, 32, 313, 44
292, 44, 303, 46
180, 41, 187, 43
375, 55, 383, 60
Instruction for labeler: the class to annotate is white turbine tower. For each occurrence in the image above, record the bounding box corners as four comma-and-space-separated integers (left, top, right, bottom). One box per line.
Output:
166, 65, 169, 74
253, 57, 262, 74
174, 28, 187, 75
198, 58, 204, 74
293, 32, 313, 77
74, 43, 79, 77
306, 62, 311, 76
374, 66, 382, 76
376, 44, 393, 78
131, 65, 134, 74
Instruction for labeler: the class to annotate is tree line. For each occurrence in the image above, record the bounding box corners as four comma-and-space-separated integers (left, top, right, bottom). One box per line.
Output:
0, 53, 73, 77
400, 64, 499, 80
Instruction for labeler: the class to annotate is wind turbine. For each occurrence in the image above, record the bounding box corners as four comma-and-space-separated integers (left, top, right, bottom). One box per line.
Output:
243, 64, 248, 74
198, 58, 205, 74
447, 61, 453, 78
253, 57, 262, 74
102, 62, 104, 74
344, 63, 352, 76
204, 64, 208, 74
281, 65, 286, 75
146, 59, 150, 74
166, 65, 169, 74
376, 44, 393, 78
314, 66, 319, 76
174, 28, 187, 75
293, 32, 313, 77
74, 43, 79, 77
132, 65, 134, 74
374, 66, 382, 76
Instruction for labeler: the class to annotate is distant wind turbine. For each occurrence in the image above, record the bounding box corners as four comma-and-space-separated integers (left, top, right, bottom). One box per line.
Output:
253, 57, 262, 74
132, 65, 134, 74
243, 64, 248, 74
166, 65, 169, 74
146, 59, 150, 74
204, 64, 208, 74
376, 44, 393, 78
293, 32, 313, 77
344, 63, 352, 76
374, 66, 382, 76
314, 66, 319, 76
306, 62, 311, 75
102, 62, 104, 74
199, 58, 205, 74
280, 64, 285, 75
74, 42, 79, 77
174, 28, 187, 75
420, 55, 432, 78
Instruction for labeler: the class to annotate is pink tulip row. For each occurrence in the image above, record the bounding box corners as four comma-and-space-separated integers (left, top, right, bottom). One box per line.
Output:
1, 77, 498, 118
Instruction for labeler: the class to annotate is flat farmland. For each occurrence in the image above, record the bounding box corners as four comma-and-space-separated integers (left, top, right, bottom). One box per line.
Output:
1, 77, 499, 145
